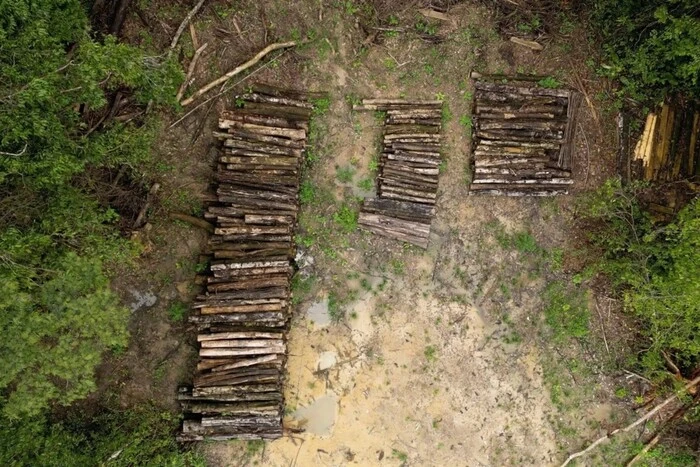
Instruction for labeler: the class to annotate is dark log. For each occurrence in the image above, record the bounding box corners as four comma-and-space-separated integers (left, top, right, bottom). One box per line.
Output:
242, 92, 314, 109
200, 339, 284, 348
381, 168, 438, 184
381, 161, 440, 175
379, 188, 436, 205
384, 133, 440, 141
474, 81, 571, 98
221, 129, 306, 148
386, 117, 441, 126
477, 139, 560, 149
380, 176, 438, 192
197, 288, 289, 301
478, 120, 567, 131
199, 346, 286, 357
252, 82, 327, 101
220, 112, 298, 130
379, 185, 436, 200
217, 186, 297, 203
212, 249, 293, 260
472, 176, 573, 185
236, 102, 312, 121
210, 355, 284, 372
214, 225, 290, 235
475, 90, 566, 106
361, 198, 435, 221
388, 143, 441, 152
223, 138, 302, 157
384, 124, 440, 135
179, 400, 280, 416
219, 120, 307, 140
198, 303, 286, 315
188, 311, 287, 325
477, 129, 564, 141
198, 331, 284, 341
385, 153, 441, 166
220, 155, 300, 167
206, 275, 290, 292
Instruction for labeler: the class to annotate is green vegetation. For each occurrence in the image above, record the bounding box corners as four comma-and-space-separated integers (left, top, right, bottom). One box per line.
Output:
594, 0, 700, 102
424, 345, 438, 362
333, 204, 359, 233
581, 180, 700, 375
0, 404, 204, 466
0, 0, 182, 420
336, 165, 355, 183
392, 448, 408, 463
167, 301, 188, 322
543, 281, 590, 342
537, 76, 561, 89
357, 177, 375, 191
291, 273, 315, 305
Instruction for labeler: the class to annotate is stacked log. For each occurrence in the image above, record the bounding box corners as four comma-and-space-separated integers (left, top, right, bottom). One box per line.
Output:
632, 102, 700, 182
179, 84, 323, 442
470, 75, 581, 196
353, 99, 443, 249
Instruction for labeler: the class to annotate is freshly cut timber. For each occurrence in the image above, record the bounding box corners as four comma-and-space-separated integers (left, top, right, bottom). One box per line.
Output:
469, 77, 580, 195
179, 83, 326, 443
354, 98, 443, 248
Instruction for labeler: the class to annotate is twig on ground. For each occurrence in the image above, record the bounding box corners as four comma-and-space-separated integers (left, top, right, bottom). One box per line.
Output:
169, 0, 207, 54
176, 42, 208, 102
189, 22, 199, 49
578, 121, 590, 186
168, 47, 291, 129
559, 375, 700, 467
181, 41, 297, 106
133, 182, 160, 229
595, 300, 610, 355
624, 369, 652, 385
626, 434, 660, 466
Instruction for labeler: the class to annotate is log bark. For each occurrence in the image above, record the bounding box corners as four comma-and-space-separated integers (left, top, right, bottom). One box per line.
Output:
198, 331, 284, 341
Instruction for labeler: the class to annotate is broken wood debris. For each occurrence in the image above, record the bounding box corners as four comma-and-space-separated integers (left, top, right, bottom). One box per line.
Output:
178, 83, 326, 442
353, 99, 443, 248
631, 102, 699, 183
469, 76, 580, 196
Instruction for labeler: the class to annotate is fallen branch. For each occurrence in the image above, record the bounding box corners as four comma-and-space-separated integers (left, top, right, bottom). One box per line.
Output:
169, 0, 207, 53
176, 42, 208, 102
170, 212, 214, 233
560, 375, 700, 467
0, 142, 27, 157
626, 434, 660, 467
180, 41, 297, 106
133, 183, 160, 229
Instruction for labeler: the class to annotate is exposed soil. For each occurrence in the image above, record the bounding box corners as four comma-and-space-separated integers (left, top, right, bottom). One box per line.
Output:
97, 1, 641, 466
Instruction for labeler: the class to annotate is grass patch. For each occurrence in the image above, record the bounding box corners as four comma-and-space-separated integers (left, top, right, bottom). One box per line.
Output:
424, 345, 438, 362
357, 177, 374, 191
167, 301, 188, 322
543, 281, 590, 342
336, 165, 355, 183
300, 180, 315, 205
291, 273, 315, 305
333, 203, 358, 233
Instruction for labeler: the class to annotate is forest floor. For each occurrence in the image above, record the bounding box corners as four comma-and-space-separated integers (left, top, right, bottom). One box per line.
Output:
95, 1, 648, 465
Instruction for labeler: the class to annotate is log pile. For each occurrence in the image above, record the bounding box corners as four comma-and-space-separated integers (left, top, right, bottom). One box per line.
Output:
178, 84, 323, 442
470, 76, 581, 196
352, 99, 443, 248
632, 102, 699, 182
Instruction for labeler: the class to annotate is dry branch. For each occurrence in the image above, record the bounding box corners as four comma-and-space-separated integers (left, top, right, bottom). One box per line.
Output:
176, 42, 208, 102
181, 41, 297, 106
169, 0, 207, 53
559, 375, 700, 467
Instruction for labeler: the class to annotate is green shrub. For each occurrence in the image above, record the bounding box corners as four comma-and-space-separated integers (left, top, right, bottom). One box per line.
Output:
594, 0, 700, 102
0, 0, 181, 419
0, 404, 205, 466
333, 204, 358, 233
580, 179, 700, 374
543, 281, 590, 342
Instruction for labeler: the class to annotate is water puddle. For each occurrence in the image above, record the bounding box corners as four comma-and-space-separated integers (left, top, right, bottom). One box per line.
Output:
292, 393, 339, 436
307, 298, 331, 328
